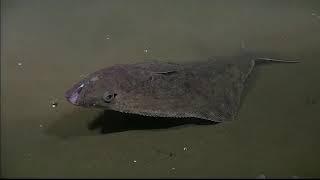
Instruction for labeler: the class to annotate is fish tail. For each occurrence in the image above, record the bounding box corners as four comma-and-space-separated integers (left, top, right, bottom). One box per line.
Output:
254, 57, 300, 63
240, 41, 301, 64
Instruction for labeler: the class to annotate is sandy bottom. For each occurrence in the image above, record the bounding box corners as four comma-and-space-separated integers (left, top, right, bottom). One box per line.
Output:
1, 0, 320, 178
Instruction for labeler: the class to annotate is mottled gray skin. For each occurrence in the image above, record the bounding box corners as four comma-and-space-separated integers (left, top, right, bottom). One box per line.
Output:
65, 54, 298, 122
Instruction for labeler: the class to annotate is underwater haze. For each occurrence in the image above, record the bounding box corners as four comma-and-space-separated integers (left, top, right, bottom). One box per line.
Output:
1, 0, 320, 178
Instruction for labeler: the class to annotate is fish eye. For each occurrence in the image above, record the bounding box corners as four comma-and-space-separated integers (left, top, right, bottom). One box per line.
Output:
103, 91, 117, 103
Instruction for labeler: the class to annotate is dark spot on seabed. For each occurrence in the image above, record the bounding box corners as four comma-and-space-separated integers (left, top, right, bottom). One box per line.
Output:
88, 110, 218, 134
305, 96, 317, 105
154, 148, 176, 159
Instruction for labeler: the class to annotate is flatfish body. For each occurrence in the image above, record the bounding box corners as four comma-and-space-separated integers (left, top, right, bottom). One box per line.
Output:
65, 54, 298, 122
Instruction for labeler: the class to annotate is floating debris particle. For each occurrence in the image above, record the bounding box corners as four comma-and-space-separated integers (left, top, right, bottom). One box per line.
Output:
311, 12, 320, 19
183, 147, 188, 151
50, 99, 59, 108
79, 73, 89, 78
144, 49, 148, 53
17, 62, 22, 66
133, 160, 137, 163
171, 167, 175, 170
39, 124, 43, 128
106, 34, 111, 40
51, 102, 58, 108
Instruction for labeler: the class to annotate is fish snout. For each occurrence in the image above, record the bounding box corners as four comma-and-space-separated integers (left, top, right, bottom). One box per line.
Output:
65, 83, 85, 106
65, 91, 80, 105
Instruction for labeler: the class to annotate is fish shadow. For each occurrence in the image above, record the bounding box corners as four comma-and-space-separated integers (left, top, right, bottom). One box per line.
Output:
46, 109, 217, 138
89, 110, 218, 134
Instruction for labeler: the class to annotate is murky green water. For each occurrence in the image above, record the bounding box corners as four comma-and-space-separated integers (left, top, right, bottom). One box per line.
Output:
1, 0, 320, 178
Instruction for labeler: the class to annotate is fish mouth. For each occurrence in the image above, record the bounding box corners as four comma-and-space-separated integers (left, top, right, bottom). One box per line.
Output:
66, 92, 80, 105
65, 83, 85, 106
